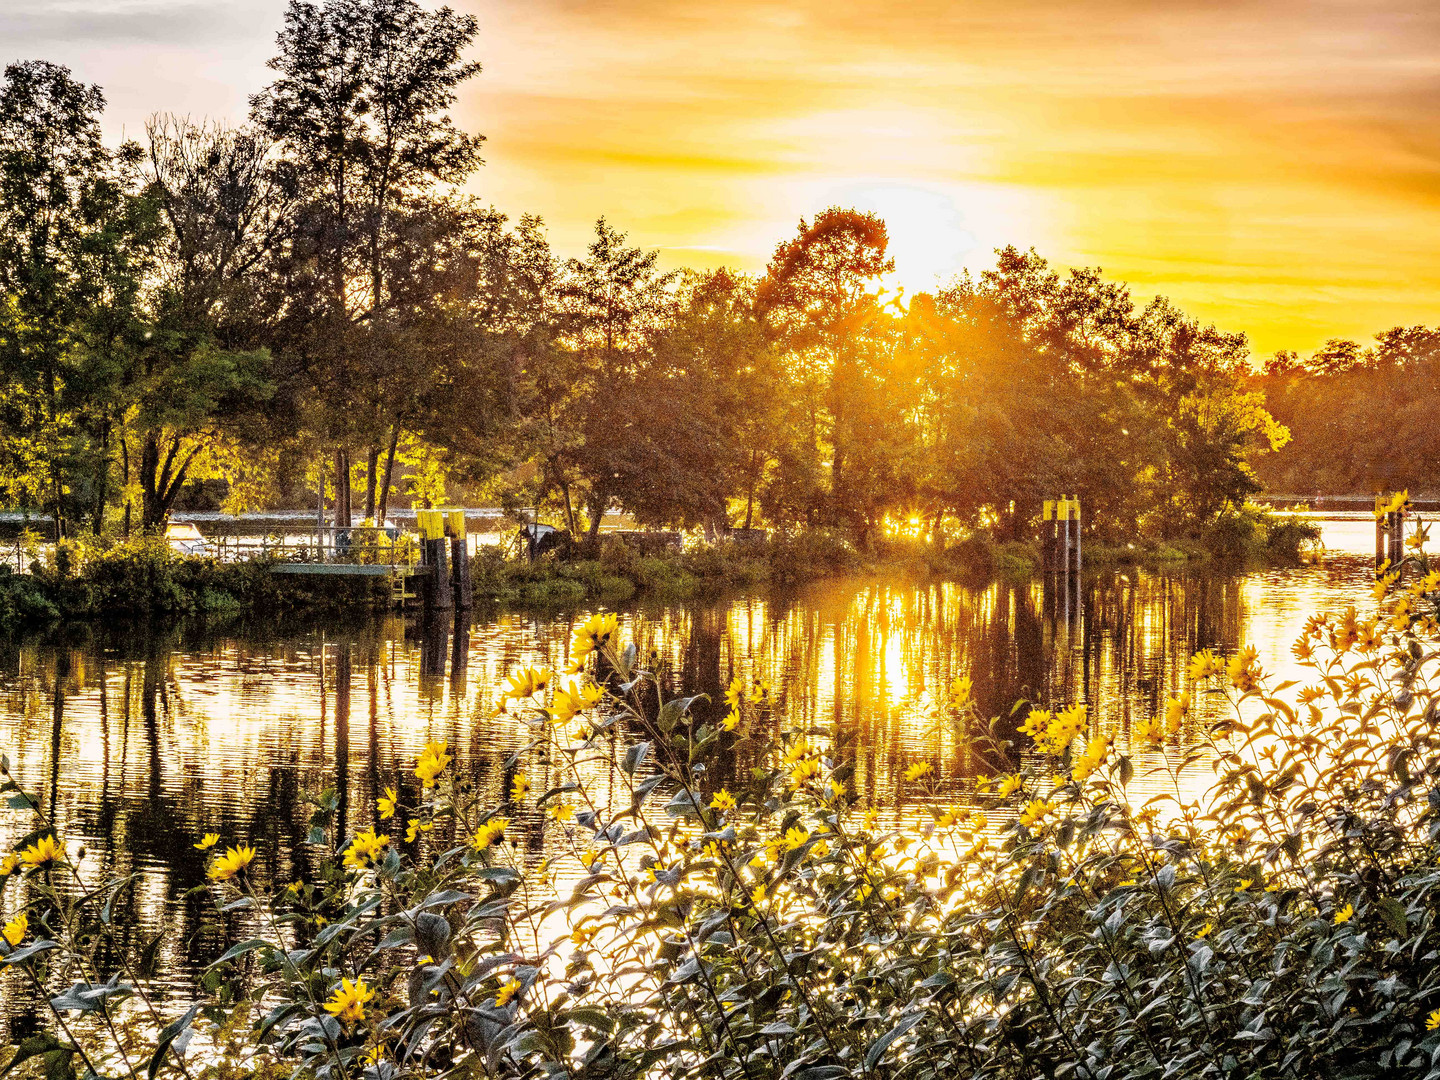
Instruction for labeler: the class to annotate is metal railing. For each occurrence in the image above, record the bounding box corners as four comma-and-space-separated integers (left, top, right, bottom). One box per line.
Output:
207, 526, 420, 569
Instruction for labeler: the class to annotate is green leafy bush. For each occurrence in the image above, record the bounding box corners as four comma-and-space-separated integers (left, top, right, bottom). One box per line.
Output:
6, 522, 1440, 1079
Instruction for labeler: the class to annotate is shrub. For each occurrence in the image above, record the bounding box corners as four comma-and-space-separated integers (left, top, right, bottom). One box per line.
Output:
8, 522, 1440, 1078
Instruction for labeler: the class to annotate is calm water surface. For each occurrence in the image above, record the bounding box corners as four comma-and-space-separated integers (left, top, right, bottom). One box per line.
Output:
0, 521, 1387, 1029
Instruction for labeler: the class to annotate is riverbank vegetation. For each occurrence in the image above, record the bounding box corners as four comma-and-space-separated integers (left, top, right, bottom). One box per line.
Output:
0, 0, 1363, 573
0, 503, 1319, 630
2, 533, 1438, 1077
1254, 327, 1440, 496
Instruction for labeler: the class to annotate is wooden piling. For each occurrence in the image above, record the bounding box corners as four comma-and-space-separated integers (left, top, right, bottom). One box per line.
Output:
1048, 501, 1059, 576
1058, 496, 1071, 578
1392, 509, 1405, 578
418, 510, 452, 611
1072, 495, 1082, 576
447, 509, 472, 610
1377, 513, 1388, 573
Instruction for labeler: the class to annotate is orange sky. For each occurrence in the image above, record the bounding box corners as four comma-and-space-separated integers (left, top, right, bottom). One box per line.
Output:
5, 0, 1439, 354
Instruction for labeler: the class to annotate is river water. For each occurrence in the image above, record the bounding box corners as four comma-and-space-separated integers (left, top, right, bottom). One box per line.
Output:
0, 519, 1389, 1027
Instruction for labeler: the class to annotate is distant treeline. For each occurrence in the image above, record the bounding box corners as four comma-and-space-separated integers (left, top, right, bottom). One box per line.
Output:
0, 0, 1325, 549
1252, 328, 1440, 497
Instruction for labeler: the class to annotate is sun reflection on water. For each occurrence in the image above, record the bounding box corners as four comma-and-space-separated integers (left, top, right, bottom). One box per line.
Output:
0, 538, 1384, 1028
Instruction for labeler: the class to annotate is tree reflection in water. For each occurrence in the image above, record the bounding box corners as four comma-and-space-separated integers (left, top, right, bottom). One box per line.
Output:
0, 555, 1377, 1032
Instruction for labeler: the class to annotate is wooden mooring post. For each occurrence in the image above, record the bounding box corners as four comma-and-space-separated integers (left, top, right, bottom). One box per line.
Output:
1043, 495, 1083, 578
1375, 493, 1408, 578
419, 509, 452, 612
448, 509, 472, 610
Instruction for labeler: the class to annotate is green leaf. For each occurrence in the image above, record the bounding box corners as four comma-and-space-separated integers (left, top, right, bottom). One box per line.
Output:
1376, 896, 1409, 935
207, 937, 272, 967
148, 1003, 201, 1080
865, 1013, 925, 1070
0, 1034, 71, 1080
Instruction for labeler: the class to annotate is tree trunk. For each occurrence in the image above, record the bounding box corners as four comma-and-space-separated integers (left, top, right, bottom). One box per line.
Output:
364, 446, 379, 521
561, 482, 576, 535
139, 431, 201, 531
333, 448, 351, 529
377, 424, 401, 522
121, 435, 131, 538
587, 495, 606, 542
743, 449, 758, 530
92, 418, 111, 536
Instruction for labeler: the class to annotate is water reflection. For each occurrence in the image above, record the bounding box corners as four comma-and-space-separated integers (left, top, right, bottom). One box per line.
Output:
0, 543, 1381, 1030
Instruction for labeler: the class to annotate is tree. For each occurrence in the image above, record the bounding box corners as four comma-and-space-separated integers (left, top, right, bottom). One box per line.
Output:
608, 270, 786, 531
132, 117, 290, 530
553, 218, 677, 540
0, 60, 155, 537
756, 208, 894, 528
251, 0, 484, 524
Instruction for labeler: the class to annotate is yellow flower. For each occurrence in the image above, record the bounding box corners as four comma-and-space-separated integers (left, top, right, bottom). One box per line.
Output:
194, 833, 221, 851
502, 666, 553, 702
579, 849, 599, 870
721, 708, 740, 732
971, 811, 989, 832
1018, 708, 1051, 740
1333, 902, 1354, 925
1427, 1009, 1440, 1032
724, 677, 744, 710
1237, 877, 1254, 891
1018, 799, 1055, 828
405, 817, 434, 843
415, 740, 451, 788
1196, 921, 1213, 939
904, 761, 933, 782
1164, 692, 1190, 737
377, 787, 398, 820
343, 829, 390, 870
950, 674, 973, 709
710, 789, 737, 812
974, 774, 992, 793
495, 977, 523, 1007
510, 773, 531, 802
1226, 645, 1261, 693
1187, 648, 1223, 681
568, 612, 619, 672
782, 739, 814, 766
1072, 735, 1111, 783
208, 844, 256, 882
550, 679, 600, 725
471, 817, 508, 851
1133, 714, 1163, 748
19, 835, 61, 867
0, 854, 18, 876
996, 774, 1023, 798
1028, 704, 1088, 756
750, 884, 766, 906
788, 758, 820, 788
571, 923, 599, 947
935, 809, 959, 828
782, 826, 810, 851
547, 802, 574, 823
323, 977, 374, 1024
2, 911, 26, 947
811, 838, 830, 859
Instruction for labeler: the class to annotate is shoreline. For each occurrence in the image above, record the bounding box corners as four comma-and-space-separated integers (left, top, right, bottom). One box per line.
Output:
0, 516, 1322, 631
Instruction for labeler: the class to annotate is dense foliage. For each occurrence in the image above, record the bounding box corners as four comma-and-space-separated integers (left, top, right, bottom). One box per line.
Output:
1255, 327, 1440, 497
0, 0, 1318, 555
4, 517, 1440, 1077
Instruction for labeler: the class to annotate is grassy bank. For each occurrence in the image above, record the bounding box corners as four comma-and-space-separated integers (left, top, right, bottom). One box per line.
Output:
0, 535, 390, 631
0, 505, 1323, 628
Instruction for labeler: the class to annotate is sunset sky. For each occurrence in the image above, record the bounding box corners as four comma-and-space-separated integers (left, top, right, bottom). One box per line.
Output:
5, 0, 1438, 355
